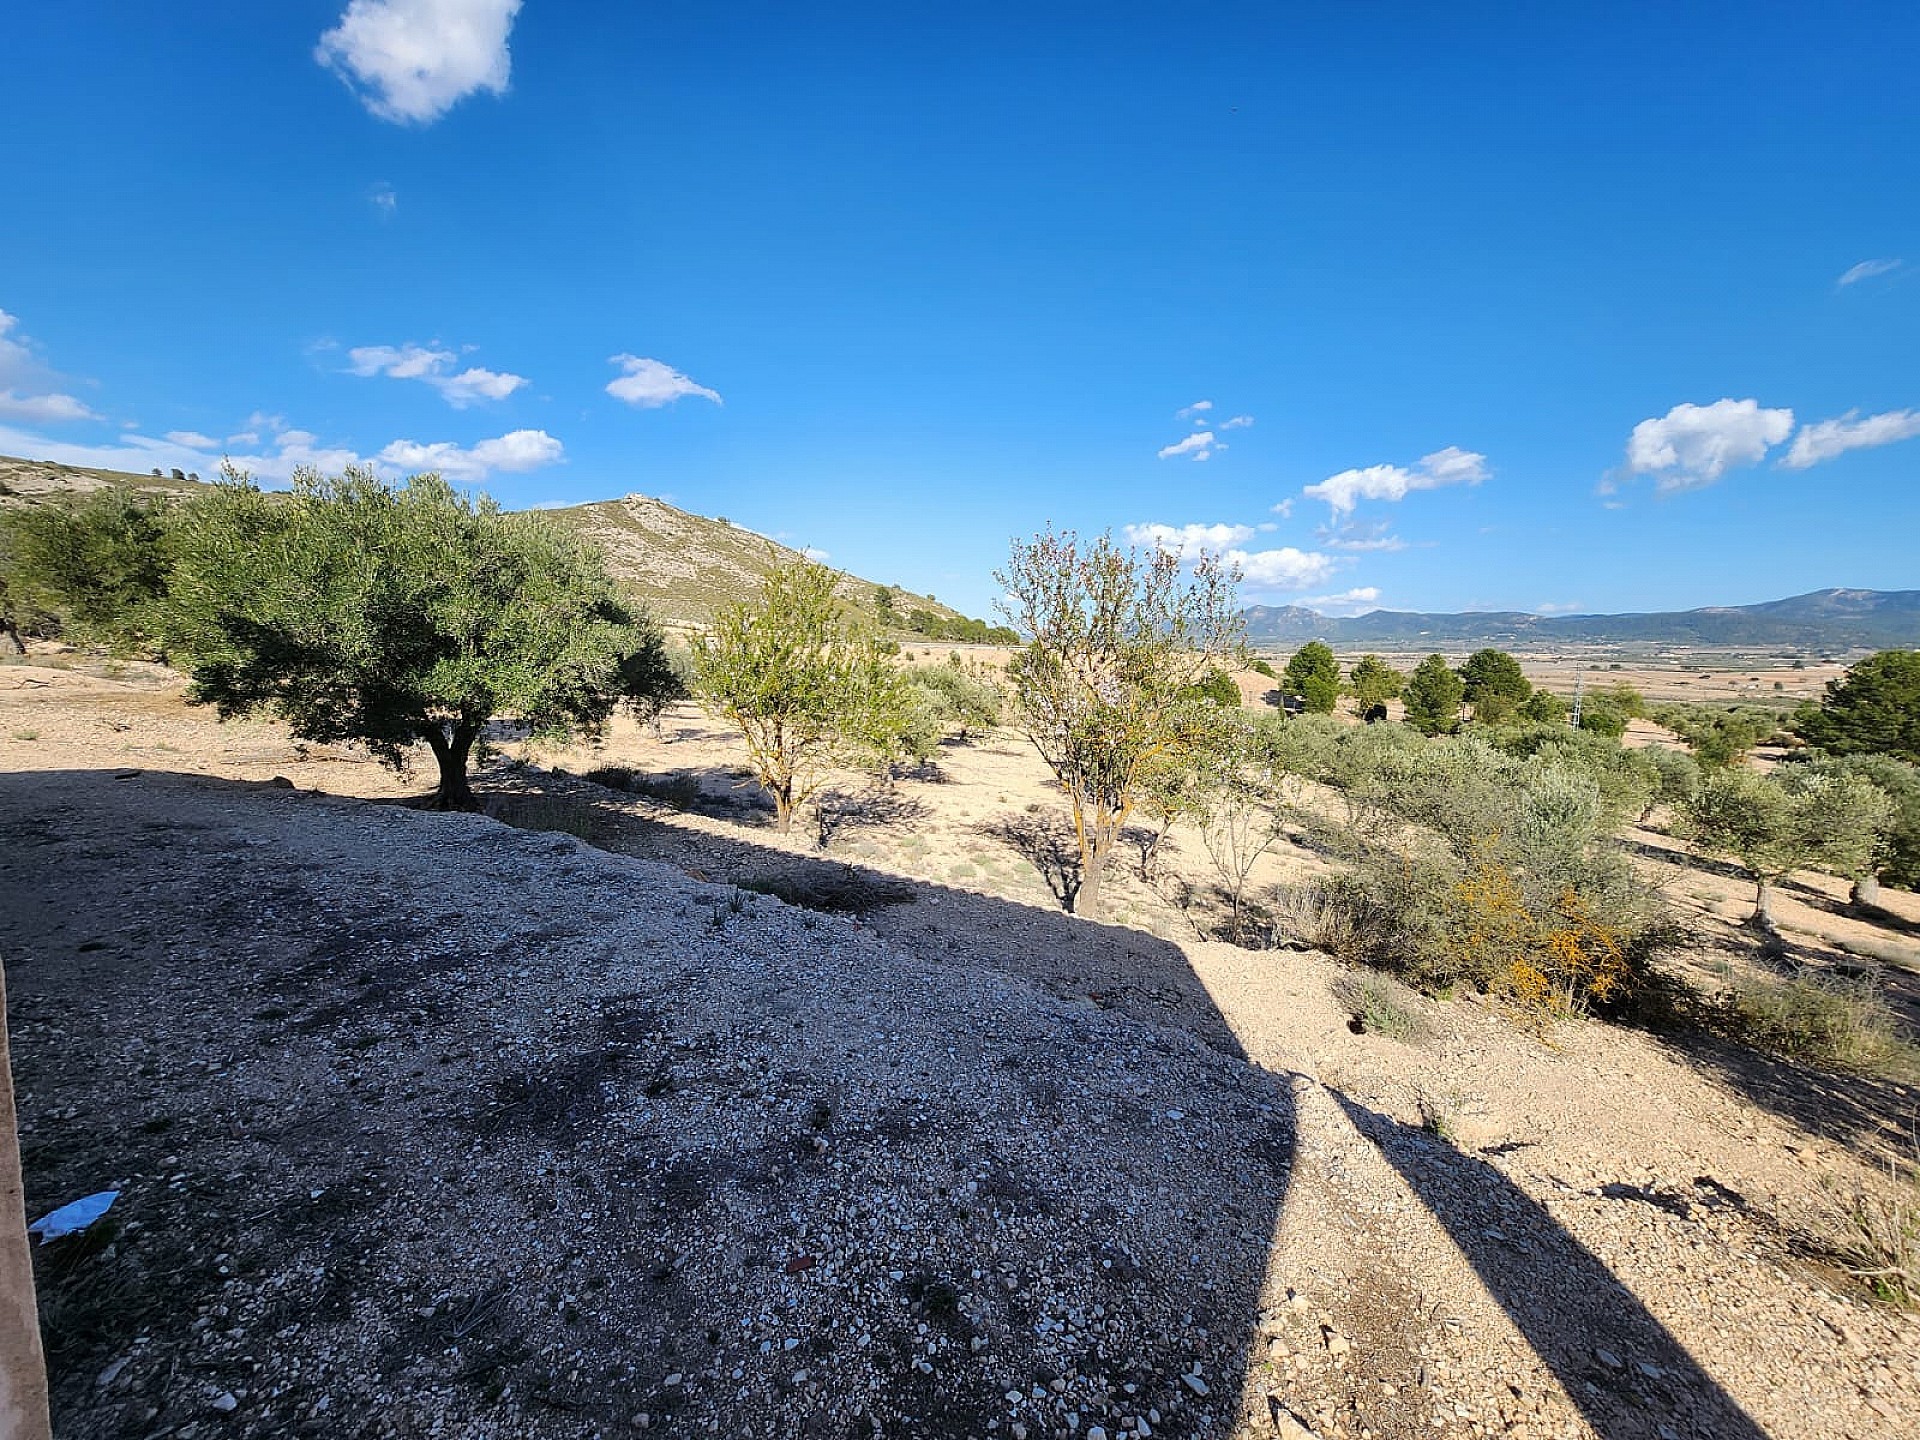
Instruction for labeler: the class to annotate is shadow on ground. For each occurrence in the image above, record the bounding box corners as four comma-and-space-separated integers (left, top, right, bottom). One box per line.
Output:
1329, 1091, 1774, 1440
2, 765, 1279, 1436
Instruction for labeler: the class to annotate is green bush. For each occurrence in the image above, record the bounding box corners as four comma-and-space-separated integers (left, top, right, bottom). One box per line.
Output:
1721, 969, 1917, 1076
1403, 654, 1463, 735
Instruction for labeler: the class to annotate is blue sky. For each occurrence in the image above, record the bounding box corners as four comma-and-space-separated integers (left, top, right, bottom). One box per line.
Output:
2, 2, 1915, 619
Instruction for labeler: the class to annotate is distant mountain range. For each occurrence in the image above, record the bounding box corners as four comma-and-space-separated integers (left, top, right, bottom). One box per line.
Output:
1243, 589, 1920, 653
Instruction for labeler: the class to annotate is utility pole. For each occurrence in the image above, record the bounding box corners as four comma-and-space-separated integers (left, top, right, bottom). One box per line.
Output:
1571, 669, 1584, 729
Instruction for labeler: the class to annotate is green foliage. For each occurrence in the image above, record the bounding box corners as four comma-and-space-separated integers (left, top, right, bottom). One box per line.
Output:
1677, 766, 1894, 924
165, 468, 670, 808
1249, 657, 1277, 679
1283, 641, 1340, 712
1403, 653, 1464, 735
1487, 725, 1658, 829
1798, 650, 1920, 764
1459, 648, 1531, 723
1653, 702, 1775, 769
1193, 713, 1296, 942
1803, 753, 1920, 890
899, 604, 1020, 644
1, 486, 178, 652
1348, 654, 1404, 710
1519, 689, 1569, 723
1578, 704, 1629, 739
1303, 733, 1667, 1016
1182, 666, 1243, 710
1721, 968, 1916, 1076
690, 558, 904, 829
998, 527, 1242, 916
905, 656, 1005, 740
1645, 746, 1701, 809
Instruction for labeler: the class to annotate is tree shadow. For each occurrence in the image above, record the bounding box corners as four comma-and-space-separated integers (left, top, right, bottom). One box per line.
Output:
1620, 836, 1751, 886
812, 785, 932, 848
979, 810, 1084, 913
1327, 1089, 1775, 1440
2, 767, 1288, 1437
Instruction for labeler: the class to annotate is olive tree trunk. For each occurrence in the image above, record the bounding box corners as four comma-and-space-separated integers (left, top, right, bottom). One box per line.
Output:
1751, 876, 1780, 935
420, 720, 480, 810
0, 961, 52, 1440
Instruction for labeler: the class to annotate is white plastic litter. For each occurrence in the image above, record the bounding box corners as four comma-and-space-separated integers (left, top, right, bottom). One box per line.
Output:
28, 1190, 119, 1244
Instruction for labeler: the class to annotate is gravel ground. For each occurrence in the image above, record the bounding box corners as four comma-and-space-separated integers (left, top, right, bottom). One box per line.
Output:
3, 668, 1919, 1439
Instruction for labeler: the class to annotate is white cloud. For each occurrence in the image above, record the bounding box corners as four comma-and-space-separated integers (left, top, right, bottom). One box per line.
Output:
1534, 601, 1582, 615
376, 427, 563, 480
1219, 414, 1254, 430
0, 391, 97, 423
1837, 258, 1901, 287
1225, 546, 1340, 592
801, 546, 830, 562
347, 342, 528, 407
1157, 430, 1219, 462
1269, 498, 1293, 520
0, 414, 562, 488
1303, 445, 1489, 514
1623, 398, 1793, 491
1176, 400, 1213, 420
606, 354, 723, 408
1781, 407, 1920, 468
1122, 522, 1256, 559
1303, 587, 1381, 616
1320, 518, 1407, 552
370, 182, 398, 216
0, 308, 98, 423
316, 0, 521, 125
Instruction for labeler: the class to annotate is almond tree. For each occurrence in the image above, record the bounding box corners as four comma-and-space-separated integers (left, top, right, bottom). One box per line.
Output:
690, 558, 905, 830
998, 528, 1242, 918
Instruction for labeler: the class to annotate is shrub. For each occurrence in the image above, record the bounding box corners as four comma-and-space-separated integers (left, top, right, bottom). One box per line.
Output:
1653, 702, 1774, 769
1, 485, 178, 652
1721, 968, 1916, 1075
1333, 971, 1428, 1043
1283, 641, 1340, 713
1182, 666, 1242, 710
1349, 654, 1404, 710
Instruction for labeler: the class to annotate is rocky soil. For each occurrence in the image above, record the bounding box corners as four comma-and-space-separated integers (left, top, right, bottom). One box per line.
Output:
2, 660, 1918, 1439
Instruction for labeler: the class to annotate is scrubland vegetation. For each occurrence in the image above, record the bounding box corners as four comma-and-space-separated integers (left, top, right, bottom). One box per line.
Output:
4, 472, 1918, 1072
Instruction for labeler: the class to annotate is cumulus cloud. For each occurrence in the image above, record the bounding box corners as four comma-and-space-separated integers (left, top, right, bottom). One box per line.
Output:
1304, 445, 1488, 515
1303, 587, 1382, 616
316, 0, 521, 125
1622, 398, 1793, 491
801, 547, 830, 562
1176, 400, 1213, 420
0, 391, 97, 423
1534, 601, 1583, 615
1837, 258, 1901, 287
606, 355, 723, 408
1226, 546, 1340, 592
375, 428, 563, 480
0, 308, 98, 423
0, 413, 563, 488
1157, 430, 1219, 462
347, 343, 528, 407
1219, 414, 1254, 430
1781, 407, 1920, 469
1122, 522, 1256, 559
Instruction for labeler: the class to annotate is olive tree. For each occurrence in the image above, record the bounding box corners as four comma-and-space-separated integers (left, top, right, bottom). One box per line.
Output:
0, 486, 177, 652
165, 468, 673, 809
690, 558, 905, 830
998, 528, 1241, 917
1677, 767, 1893, 933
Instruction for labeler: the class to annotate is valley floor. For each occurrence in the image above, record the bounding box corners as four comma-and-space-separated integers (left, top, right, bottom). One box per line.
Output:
2, 658, 1918, 1439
